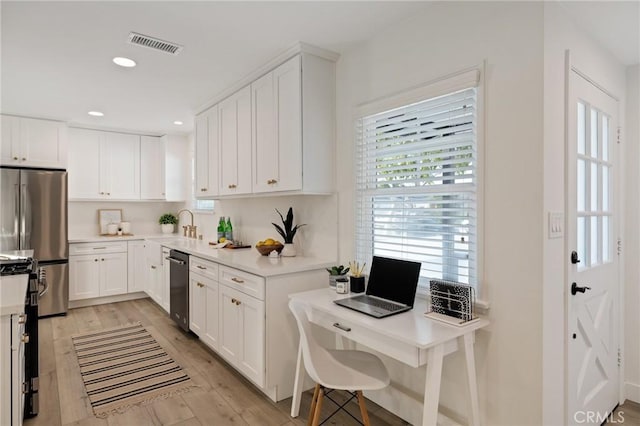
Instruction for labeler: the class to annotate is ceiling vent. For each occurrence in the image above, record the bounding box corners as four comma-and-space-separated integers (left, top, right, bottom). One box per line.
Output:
127, 32, 183, 55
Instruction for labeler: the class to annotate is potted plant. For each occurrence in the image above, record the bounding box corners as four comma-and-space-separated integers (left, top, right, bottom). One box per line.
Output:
272, 207, 305, 257
326, 265, 350, 288
159, 213, 178, 234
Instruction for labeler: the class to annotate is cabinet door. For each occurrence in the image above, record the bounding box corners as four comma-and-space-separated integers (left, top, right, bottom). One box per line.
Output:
20, 117, 67, 169
0, 115, 20, 165
237, 292, 265, 387
251, 72, 277, 193
195, 107, 219, 198
68, 128, 102, 199
161, 249, 170, 313
219, 86, 252, 195
100, 252, 128, 296
203, 279, 219, 350
103, 133, 140, 199
189, 273, 207, 337
219, 284, 241, 364
127, 241, 147, 293
140, 136, 165, 200
147, 263, 162, 305
272, 55, 302, 192
69, 255, 101, 300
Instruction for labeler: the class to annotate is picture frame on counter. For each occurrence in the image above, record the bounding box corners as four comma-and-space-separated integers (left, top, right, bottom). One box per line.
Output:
98, 209, 122, 234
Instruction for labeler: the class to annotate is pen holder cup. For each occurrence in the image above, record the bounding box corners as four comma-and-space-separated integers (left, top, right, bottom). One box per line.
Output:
350, 276, 365, 293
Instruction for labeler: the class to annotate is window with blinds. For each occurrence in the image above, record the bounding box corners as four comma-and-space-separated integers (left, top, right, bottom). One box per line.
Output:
355, 85, 478, 289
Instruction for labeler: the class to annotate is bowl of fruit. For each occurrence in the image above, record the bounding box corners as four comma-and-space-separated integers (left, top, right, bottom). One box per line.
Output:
255, 238, 284, 256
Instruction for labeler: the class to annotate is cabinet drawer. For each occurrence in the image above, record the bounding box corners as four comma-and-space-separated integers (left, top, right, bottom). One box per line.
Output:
219, 266, 264, 300
70, 241, 127, 255
189, 257, 219, 280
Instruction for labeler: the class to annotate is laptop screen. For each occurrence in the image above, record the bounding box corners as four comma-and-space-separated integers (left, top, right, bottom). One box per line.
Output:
366, 256, 422, 307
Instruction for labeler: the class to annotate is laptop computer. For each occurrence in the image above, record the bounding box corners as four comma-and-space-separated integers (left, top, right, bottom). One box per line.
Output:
333, 256, 422, 318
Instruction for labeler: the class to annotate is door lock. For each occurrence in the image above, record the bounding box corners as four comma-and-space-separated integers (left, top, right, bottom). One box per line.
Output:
571, 251, 581, 264
571, 282, 591, 295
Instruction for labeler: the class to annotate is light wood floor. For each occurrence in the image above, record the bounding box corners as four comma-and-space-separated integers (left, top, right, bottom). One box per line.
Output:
25, 298, 409, 426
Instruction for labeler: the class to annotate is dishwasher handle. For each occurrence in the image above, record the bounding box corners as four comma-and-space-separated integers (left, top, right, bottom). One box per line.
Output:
166, 257, 186, 265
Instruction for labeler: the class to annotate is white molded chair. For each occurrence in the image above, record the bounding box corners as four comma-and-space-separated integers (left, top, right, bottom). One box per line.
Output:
289, 299, 390, 426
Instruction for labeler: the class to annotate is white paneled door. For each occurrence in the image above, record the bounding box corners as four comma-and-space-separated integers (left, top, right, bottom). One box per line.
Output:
567, 69, 620, 425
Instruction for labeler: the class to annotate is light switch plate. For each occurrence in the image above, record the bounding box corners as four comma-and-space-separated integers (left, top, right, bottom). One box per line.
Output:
548, 212, 564, 239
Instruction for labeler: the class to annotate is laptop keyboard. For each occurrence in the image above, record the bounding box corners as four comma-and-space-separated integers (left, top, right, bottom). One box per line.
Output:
354, 296, 405, 312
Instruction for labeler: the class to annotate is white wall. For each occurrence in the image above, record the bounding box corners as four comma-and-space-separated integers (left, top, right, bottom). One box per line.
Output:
624, 64, 640, 402
335, 2, 544, 424
543, 3, 629, 423
68, 201, 183, 237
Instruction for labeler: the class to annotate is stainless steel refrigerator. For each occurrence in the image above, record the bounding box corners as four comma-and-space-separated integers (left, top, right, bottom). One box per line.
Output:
1, 167, 68, 316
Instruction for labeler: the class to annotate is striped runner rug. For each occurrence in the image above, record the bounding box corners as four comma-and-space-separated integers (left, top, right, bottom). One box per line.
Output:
71, 323, 194, 418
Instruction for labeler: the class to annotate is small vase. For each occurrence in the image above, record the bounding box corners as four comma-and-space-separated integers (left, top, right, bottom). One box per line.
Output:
161, 224, 174, 234
281, 243, 296, 257
329, 274, 347, 288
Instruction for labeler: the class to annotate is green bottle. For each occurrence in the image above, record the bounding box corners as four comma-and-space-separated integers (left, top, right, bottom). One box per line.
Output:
217, 217, 225, 242
225, 217, 233, 242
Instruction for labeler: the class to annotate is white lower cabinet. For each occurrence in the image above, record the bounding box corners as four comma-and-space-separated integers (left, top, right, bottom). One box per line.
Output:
127, 241, 147, 293
69, 242, 127, 301
162, 248, 170, 313
219, 284, 265, 387
183, 254, 327, 402
189, 273, 219, 350
0, 312, 26, 426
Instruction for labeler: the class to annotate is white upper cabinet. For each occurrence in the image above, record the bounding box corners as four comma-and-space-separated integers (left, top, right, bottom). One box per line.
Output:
1, 115, 67, 169
140, 136, 165, 200
195, 106, 219, 198
219, 85, 252, 196
68, 128, 140, 200
252, 55, 302, 193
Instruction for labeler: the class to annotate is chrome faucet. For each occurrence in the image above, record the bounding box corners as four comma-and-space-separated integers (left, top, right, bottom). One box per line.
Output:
177, 209, 198, 239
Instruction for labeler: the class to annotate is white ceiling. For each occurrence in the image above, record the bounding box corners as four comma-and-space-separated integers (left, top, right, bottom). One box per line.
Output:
2, 1, 638, 136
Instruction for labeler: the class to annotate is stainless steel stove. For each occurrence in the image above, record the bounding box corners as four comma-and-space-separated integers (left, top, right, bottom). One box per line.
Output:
0, 253, 39, 419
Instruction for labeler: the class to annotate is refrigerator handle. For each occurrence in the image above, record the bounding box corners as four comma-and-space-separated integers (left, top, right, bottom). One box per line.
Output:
20, 183, 26, 249
14, 184, 20, 249
38, 268, 49, 298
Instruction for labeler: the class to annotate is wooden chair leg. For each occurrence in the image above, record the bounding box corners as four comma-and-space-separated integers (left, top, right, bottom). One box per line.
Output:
356, 390, 371, 426
307, 384, 320, 426
311, 387, 325, 426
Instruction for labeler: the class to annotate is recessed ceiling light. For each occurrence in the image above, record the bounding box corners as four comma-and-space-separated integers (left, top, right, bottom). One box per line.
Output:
173, 121, 183, 125
113, 57, 137, 68
88, 111, 104, 117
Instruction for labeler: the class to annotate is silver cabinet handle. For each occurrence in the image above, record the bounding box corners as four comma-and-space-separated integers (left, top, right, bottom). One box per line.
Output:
333, 323, 351, 332
18, 314, 26, 324
231, 277, 244, 284
93, 247, 107, 250
21, 333, 30, 343
167, 257, 186, 265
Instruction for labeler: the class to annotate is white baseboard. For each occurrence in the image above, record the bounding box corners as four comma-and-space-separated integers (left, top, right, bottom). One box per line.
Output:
625, 382, 640, 403
69, 292, 148, 309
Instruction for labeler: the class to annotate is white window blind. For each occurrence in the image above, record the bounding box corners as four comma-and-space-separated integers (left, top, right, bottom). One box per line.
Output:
355, 86, 478, 289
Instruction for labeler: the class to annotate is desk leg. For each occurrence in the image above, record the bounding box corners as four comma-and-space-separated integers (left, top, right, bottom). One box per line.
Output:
462, 332, 481, 426
423, 343, 444, 426
291, 342, 304, 417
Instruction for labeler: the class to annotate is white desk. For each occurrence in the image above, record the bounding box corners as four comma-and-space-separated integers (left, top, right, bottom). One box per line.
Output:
289, 288, 489, 426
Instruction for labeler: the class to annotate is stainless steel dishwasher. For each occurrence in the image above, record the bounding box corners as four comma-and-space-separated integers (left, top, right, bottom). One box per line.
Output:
167, 250, 189, 332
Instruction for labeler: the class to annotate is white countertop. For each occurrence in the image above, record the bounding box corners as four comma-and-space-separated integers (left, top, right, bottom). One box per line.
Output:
70, 235, 336, 277
69, 234, 165, 243
0, 274, 29, 316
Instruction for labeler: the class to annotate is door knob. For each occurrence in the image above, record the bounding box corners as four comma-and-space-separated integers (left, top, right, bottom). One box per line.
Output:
571, 282, 591, 295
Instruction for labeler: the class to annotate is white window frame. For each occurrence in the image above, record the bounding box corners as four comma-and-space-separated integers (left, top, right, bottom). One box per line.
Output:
353, 66, 485, 297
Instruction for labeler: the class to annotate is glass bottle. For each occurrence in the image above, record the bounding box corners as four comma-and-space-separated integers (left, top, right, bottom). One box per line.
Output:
225, 217, 233, 242
217, 217, 225, 242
